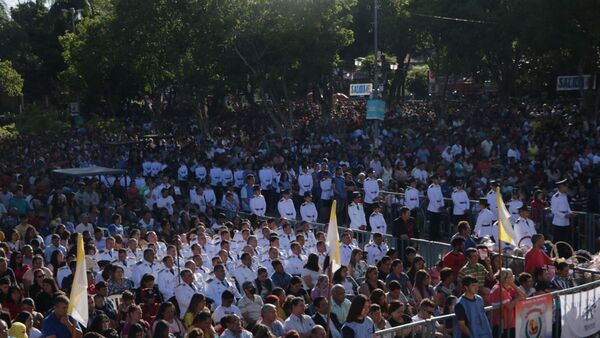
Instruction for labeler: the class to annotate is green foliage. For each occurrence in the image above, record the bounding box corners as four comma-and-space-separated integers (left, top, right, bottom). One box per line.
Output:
406, 64, 429, 99
0, 123, 18, 140
87, 115, 125, 134
14, 104, 70, 136
0, 60, 23, 96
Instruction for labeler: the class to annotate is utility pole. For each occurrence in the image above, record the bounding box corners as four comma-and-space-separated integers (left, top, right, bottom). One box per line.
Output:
372, 0, 381, 149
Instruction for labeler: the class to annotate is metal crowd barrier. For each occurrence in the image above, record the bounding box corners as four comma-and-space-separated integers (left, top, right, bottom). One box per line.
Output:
376, 190, 600, 254
374, 279, 600, 338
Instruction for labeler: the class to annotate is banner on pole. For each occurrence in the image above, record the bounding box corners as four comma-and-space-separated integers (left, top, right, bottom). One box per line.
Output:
366, 99, 385, 120
560, 286, 600, 338
515, 294, 553, 338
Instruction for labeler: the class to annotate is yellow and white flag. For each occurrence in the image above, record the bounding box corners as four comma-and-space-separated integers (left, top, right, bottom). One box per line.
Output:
326, 200, 341, 271
68, 233, 88, 326
496, 187, 517, 246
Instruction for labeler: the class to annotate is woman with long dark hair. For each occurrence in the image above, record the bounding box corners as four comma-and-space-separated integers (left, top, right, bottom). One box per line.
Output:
183, 293, 209, 329
348, 249, 368, 283
407, 255, 425, 285
49, 250, 66, 280
89, 313, 119, 338
301, 253, 321, 290
332, 266, 358, 295
411, 270, 435, 305
33, 277, 59, 314
9, 250, 29, 284
153, 319, 171, 338
108, 265, 134, 296
358, 266, 386, 297
387, 301, 413, 337
341, 294, 375, 337
153, 302, 185, 338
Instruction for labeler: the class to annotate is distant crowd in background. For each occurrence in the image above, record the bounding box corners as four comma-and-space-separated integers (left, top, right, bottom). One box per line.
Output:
0, 98, 597, 337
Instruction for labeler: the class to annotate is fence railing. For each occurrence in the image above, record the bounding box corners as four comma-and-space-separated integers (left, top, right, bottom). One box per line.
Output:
376, 190, 600, 254
374, 279, 600, 338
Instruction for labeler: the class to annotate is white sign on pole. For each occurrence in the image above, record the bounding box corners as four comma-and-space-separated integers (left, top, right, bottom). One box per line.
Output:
556, 75, 596, 91
349, 83, 373, 96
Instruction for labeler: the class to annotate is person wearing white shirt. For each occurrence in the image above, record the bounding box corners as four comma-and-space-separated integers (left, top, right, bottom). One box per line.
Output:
177, 163, 189, 182
156, 189, 175, 215
513, 206, 537, 249
278, 223, 296, 252
222, 167, 234, 186
206, 264, 241, 307
298, 167, 313, 197
486, 181, 500, 221
131, 249, 161, 287
96, 237, 117, 262
505, 188, 523, 223
404, 178, 420, 215
157, 256, 179, 301
339, 233, 357, 266
232, 253, 257, 292
174, 269, 200, 319
369, 204, 387, 234
364, 233, 389, 265
277, 190, 297, 220
363, 169, 380, 220
285, 243, 306, 276
284, 298, 316, 335
209, 166, 223, 187
75, 213, 94, 234
249, 186, 267, 217
142, 160, 152, 177
474, 199, 497, 241
300, 192, 318, 223
194, 164, 207, 183
203, 185, 217, 207
551, 179, 573, 257
233, 168, 245, 188
150, 160, 163, 177
426, 175, 445, 241
451, 181, 470, 226
319, 171, 333, 221
348, 192, 367, 230
411, 163, 429, 183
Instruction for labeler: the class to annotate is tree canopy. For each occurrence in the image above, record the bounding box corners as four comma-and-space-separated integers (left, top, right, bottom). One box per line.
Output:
0, 0, 598, 115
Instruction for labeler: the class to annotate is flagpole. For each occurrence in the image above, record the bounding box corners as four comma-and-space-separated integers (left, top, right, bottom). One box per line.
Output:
325, 200, 339, 338
175, 235, 182, 285
326, 259, 333, 338
496, 187, 503, 338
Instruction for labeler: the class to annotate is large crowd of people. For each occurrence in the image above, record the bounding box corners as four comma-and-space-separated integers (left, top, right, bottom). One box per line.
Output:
0, 98, 598, 338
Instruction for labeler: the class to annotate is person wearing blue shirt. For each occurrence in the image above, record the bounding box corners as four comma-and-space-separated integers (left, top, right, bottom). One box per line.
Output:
44, 234, 67, 263
454, 275, 492, 338
270, 260, 292, 291
107, 214, 124, 237
333, 167, 347, 223
41, 295, 83, 338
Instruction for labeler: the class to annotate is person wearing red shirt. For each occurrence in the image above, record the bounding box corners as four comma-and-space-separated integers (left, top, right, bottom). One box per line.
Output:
488, 268, 525, 338
524, 234, 553, 274
442, 236, 466, 278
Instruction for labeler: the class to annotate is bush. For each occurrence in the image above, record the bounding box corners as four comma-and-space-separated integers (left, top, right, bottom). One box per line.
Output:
406, 64, 430, 99
14, 105, 71, 136
0, 123, 18, 139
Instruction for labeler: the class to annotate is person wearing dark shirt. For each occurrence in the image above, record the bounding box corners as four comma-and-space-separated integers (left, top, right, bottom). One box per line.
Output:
454, 276, 492, 338
392, 207, 419, 240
